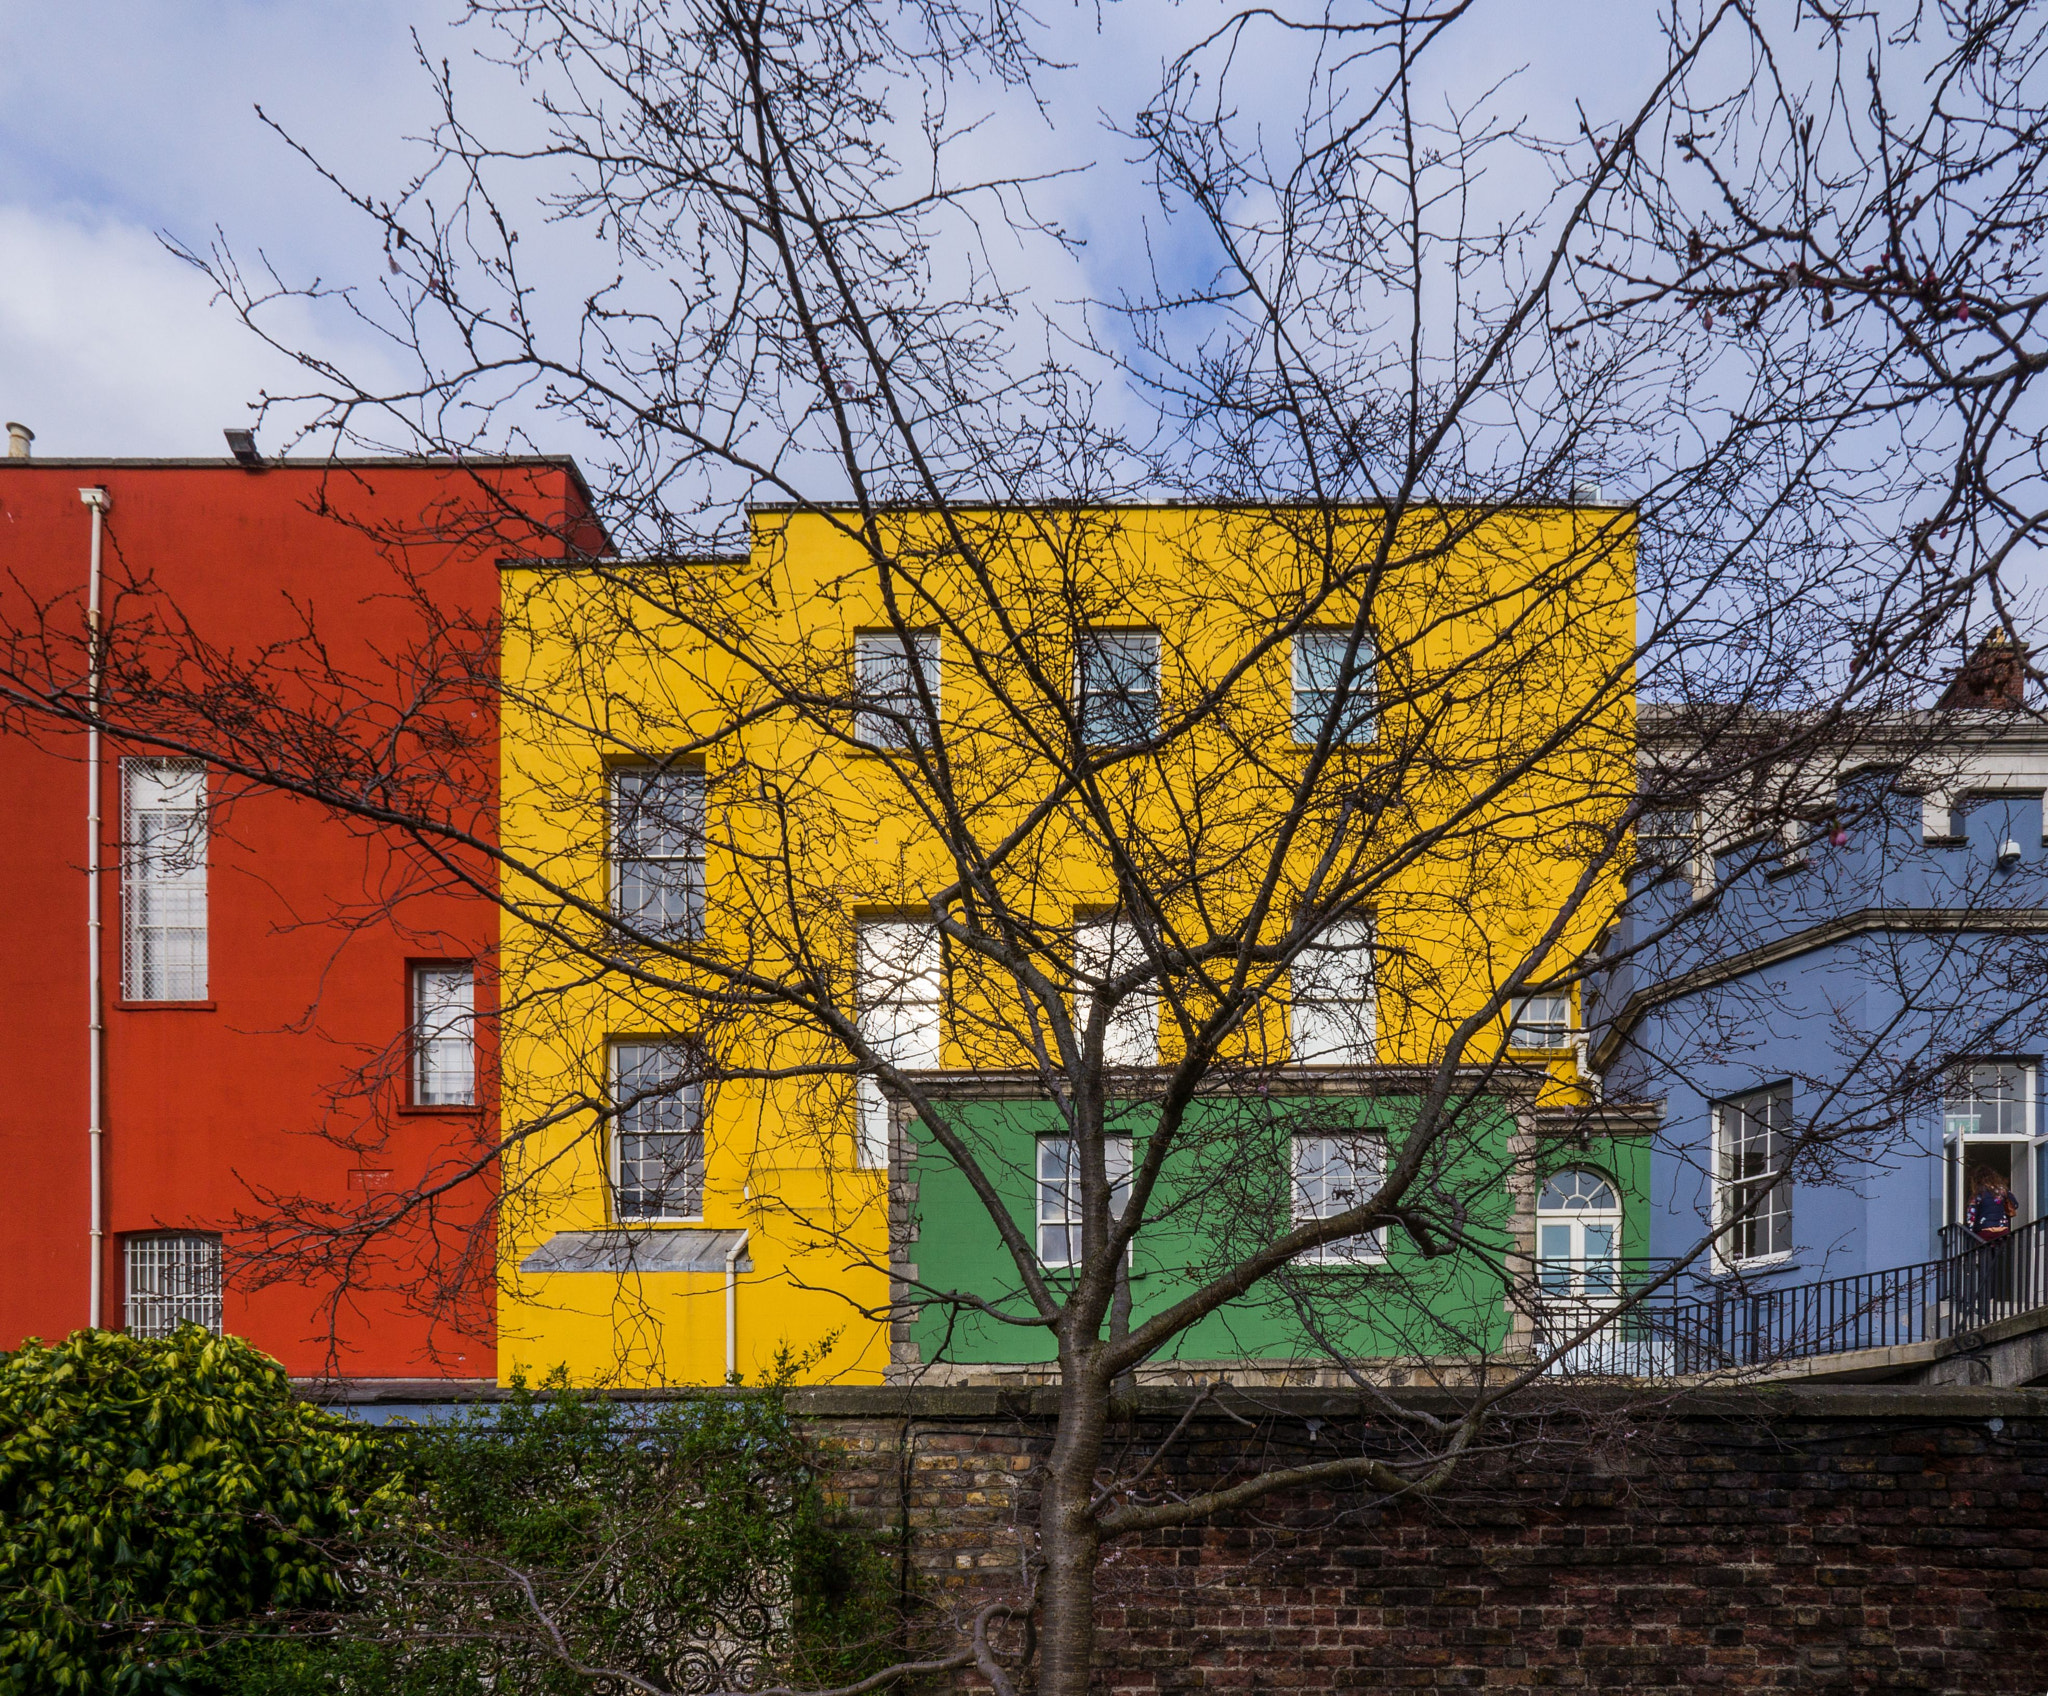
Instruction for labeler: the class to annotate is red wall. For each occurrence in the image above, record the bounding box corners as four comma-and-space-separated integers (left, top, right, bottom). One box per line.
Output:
0, 456, 594, 1380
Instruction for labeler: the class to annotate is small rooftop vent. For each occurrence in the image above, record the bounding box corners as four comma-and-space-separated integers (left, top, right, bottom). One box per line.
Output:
6, 422, 31, 459
1938, 630, 2027, 711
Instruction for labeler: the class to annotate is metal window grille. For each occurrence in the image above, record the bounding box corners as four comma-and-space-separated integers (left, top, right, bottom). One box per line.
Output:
612, 1042, 704, 1220
122, 760, 207, 1000
1074, 916, 1157, 1067
1076, 630, 1160, 746
1291, 1134, 1385, 1263
1536, 1167, 1621, 1299
1717, 1083, 1794, 1263
854, 633, 941, 749
1291, 630, 1376, 744
1508, 993, 1573, 1050
1035, 1137, 1132, 1267
1290, 916, 1376, 1064
124, 1234, 222, 1337
610, 767, 706, 941
855, 922, 941, 1169
414, 965, 476, 1105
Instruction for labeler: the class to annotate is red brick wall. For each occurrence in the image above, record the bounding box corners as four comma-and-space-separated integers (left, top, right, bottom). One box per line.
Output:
798, 1384, 2048, 1693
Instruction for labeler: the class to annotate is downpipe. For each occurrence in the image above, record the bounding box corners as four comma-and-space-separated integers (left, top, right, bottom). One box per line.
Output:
81, 486, 110, 1331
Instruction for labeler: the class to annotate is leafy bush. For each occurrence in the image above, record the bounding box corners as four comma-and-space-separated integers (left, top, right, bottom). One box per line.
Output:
0, 1327, 395, 1695
221, 1371, 899, 1694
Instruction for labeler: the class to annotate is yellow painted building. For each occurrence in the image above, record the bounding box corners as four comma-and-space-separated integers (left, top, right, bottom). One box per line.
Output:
494, 504, 1636, 1386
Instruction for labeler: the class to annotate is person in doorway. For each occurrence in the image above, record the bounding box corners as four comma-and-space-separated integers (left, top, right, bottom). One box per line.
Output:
1967, 1168, 2018, 1243
1962, 1167, 2020, 1323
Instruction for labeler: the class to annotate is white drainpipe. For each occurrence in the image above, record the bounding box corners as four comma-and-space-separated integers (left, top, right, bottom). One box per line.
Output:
80, 486, 110, 1330
724, 1230, 749, 1382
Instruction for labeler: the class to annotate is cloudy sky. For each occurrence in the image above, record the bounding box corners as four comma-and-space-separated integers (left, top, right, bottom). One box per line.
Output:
0, 2, 1663, 462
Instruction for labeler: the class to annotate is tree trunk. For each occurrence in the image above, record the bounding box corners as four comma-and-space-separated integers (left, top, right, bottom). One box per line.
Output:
1036, 1373, 1108, 1696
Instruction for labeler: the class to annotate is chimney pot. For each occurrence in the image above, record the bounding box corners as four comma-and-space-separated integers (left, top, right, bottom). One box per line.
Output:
5, 422, 31, 459
1938, 630, 2028, 711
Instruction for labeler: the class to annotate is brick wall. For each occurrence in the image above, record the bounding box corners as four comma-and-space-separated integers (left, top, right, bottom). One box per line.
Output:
793, 1383, 2048, 1693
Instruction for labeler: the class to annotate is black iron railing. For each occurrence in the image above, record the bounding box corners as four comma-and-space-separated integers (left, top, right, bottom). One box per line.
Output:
1535, 1213, 2048, 1377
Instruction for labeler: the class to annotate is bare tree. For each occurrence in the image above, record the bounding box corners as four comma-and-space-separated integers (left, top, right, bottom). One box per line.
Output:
7, 1, 2048, 1691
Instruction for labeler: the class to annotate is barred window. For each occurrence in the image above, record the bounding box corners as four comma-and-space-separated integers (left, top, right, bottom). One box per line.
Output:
1036, 1137, 1132, 1268
122, 760, 207, 1001
612, 1043, 704, 1221
610, 766, 705, 941
1291, 1134, 1386, 1264
855, 921, 941, 1170
1076, 630, 1160, 746
854, 633, 941, 749
1716, 1083, 1794, 1264
1290, 916, 1376, 1065
1291, 630, 1375, 744
413, 965, 476, 1106
1508, 993, 1573, 1051
124, 1235, 222, 1338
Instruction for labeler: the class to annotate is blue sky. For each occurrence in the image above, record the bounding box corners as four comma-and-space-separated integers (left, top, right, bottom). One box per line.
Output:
0, 3, 1666, 461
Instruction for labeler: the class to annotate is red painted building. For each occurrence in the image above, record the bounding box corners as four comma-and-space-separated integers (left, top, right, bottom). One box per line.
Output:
0, 448, 598, 1383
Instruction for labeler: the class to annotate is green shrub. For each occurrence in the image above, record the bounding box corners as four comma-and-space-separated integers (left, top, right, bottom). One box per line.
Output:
0, 1328, 396, 1696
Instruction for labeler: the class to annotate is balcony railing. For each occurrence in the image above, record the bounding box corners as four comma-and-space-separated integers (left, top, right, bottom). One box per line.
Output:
1534, 1214, 2048, 1377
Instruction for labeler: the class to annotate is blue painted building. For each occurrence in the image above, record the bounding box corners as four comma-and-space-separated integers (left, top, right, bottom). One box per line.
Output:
1594, 671, 2048, 1305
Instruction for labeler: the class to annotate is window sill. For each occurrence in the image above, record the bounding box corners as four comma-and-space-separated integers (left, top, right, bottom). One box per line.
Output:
115, 999, 216, 1012
399, 1103, 484, 1117
1507, 1044, 1574, 1058
1710, 1252, 1795, 1278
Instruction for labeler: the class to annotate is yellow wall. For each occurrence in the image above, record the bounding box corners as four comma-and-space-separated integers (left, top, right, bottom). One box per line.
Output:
495, 504, 1636, 1385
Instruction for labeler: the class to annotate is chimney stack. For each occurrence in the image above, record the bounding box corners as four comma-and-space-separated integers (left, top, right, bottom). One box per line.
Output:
1938, 630, 2028, 710
5, 422, 31, 459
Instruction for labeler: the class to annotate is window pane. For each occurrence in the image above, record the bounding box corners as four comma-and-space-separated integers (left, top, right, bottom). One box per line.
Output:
855, 634, 940, 748
1291, 1133, 1384, 1263
1291, 916, 1375, 1064
1508, 994, 1572, 1050
855, 922, 942, 1168
124, 1235, 222, 1338
414, 966, 476, 1106
1718, 1085, 1792, 1263
1077, 631, 1160, 746
612, 1043, 704, 1220
1036, 1137, 1131, 1267
1538, 1223, 1574, 1292
1635, 809, 1696, 875
1075, 917, 1157, 1067
123, 760, 208, 1001
1945, 1061, 2031, 1140
1292, 631, 1375, 744
610, 767, 705, 940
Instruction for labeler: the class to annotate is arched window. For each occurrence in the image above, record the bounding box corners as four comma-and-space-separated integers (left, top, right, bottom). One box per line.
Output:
1537, 1168, 1621, 1299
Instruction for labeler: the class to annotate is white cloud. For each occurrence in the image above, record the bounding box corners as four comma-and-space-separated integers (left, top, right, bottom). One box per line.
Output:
0, 203, 336, 458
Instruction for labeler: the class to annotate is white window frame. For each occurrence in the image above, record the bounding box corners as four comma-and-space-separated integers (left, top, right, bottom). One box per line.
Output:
855, 920, 942, 1169
124, 1234, 222, 1338
1290, 630, 1376, 745
610, 1042, 705, 1222
1943, 1059, 2038, 1228
413, 964, 477, 1107
1036, 1136, 1133, 1268
1076, 629, 1161, 747
609, 765, 706, 941
1508, 993, 1574, 1052
1536, 1167, 1623, 1301
122, 758, 208, 1001
854, 632, 941, 749
1635, 807, 1699, 881
1290, 916, 1376, 1065
1074, 914, 1157, 1068
1290, 1133, 1386, 1264
1714, 1082, 1794, 1269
